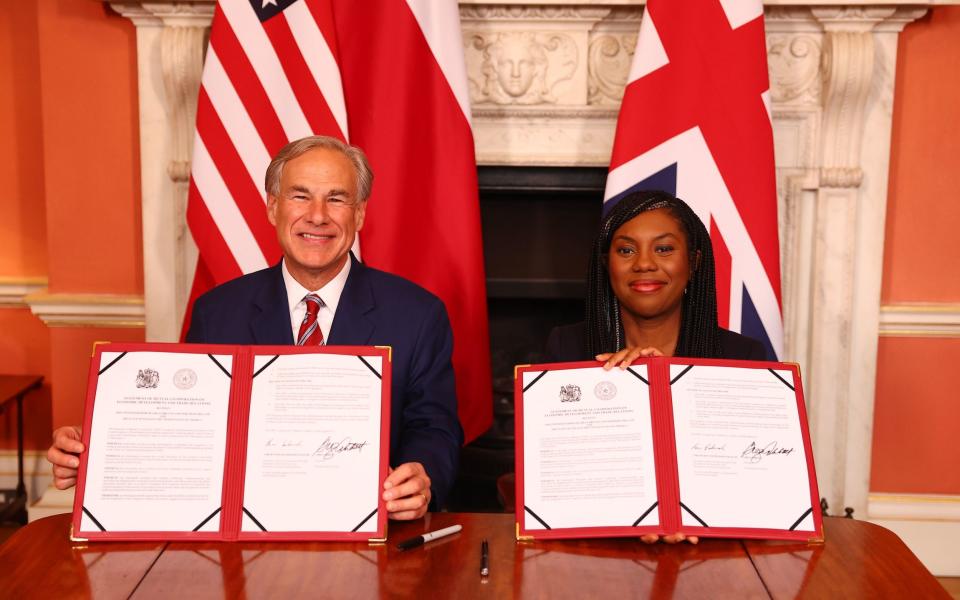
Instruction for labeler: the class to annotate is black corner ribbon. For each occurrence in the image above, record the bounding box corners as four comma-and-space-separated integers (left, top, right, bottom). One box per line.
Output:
208, 355, 232, 378
192, 507, 222, 532
789, 507, 813, 531
82, 506, 106, 531
242, 507, 268, 532
626, 367, 650, 385
632, 501, 659, 526
97, 352, 127, 375
522, 371, 547, 393
252, 355, 279, 378
351, 508, 378, 532
679, 502, 709, 527
357, 356, 382, 379
523, 505, 551, 530
768, 368, 795, 391
670, 365, 694, 386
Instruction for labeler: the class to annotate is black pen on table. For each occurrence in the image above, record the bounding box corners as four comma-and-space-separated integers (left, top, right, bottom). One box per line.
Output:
480, 539, 489, 577
396, 524, 462, 550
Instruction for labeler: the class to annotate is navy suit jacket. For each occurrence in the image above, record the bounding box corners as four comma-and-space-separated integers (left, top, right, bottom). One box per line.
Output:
186, 255, 463, 507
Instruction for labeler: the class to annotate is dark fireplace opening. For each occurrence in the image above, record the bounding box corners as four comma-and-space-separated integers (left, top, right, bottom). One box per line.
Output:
447, 166, 607, 513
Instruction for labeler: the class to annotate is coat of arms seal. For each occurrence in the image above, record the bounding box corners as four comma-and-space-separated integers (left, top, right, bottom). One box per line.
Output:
173, 368, 198, 390
136, 368, 159, 389
559, 384, 581, 402
594, 380, 617, 400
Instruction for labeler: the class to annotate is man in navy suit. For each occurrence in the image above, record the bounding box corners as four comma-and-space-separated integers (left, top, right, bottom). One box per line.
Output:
48, 136, 462, 519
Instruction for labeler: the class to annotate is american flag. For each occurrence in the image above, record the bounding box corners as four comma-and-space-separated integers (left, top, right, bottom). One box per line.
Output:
604, 0, 783, 359
185, 0, 492, 441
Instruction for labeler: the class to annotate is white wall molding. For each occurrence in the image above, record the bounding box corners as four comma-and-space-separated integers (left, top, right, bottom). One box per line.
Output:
24, 291, 145, 328
869, 493, 960, 576
0, 450, 52, 506
29, 485, 73, 523
879, 303, 960, 337
870, 492, 960, 520
109, 0, 210, 342
0, 277, 48, 307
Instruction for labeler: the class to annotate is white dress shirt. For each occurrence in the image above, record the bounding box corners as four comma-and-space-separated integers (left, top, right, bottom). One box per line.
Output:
281, 258, 351, 344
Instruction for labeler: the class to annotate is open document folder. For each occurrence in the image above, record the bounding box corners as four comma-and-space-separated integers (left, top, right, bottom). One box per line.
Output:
515, 358, 822, 542
72, 342, 391, 542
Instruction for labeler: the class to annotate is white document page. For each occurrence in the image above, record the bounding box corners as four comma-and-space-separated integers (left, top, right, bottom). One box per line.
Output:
82, 351, 232, 532
670, 365, 815, 531
242, 353, 384, 533
522, 365, 659, 530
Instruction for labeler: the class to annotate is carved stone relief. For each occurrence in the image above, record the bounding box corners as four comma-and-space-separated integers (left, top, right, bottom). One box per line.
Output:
460, 6, 608, 21
466, 32, 579, 105
767, 35, 822, 104
587, 33, 636, 105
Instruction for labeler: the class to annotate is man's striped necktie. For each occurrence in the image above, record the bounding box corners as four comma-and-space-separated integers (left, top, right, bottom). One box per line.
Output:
297, 294, 325, 346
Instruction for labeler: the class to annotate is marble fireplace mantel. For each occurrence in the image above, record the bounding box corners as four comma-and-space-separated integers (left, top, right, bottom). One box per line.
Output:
103, 0, 946, 521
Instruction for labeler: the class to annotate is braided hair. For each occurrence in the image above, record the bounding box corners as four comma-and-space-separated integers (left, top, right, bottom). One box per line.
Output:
585, 190, 723, 358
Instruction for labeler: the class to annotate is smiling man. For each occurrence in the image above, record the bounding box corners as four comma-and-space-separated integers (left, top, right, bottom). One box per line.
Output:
48, 136, 463, 520
264, 141, 366, 292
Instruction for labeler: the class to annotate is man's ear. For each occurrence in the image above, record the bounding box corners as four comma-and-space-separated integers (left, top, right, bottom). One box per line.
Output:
355, 200, 367, 232
266, 194, 278, 226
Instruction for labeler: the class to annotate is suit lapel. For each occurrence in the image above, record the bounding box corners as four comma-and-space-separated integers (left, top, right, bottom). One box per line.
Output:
328, 254, 376, 345
251, 263, 295, 345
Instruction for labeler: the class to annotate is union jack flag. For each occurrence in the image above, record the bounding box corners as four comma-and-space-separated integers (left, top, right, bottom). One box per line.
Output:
605, 0, 783, 358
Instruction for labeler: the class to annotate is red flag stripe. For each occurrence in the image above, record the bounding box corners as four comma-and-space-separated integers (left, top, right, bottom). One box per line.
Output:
196, 88, 283, 262
303, 0, 341, 63
208, 8, 288, 156
191, 137, 269, 275
199, 52, 274, 196
186, 180, 245, 285
283, 0, 348, 138
261, 13, 345, 140
218, 0, 311, 140
334, 0, 491, 441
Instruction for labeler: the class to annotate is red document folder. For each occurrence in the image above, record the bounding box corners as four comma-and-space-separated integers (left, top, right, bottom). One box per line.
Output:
71, 342, 391, 542
515, 357, 823, 542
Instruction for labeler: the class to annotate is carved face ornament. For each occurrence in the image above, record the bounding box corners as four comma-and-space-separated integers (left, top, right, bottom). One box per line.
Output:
492, 36, 546, 97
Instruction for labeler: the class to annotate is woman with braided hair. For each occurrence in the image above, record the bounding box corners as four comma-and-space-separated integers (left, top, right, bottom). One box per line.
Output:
546, 190, 768, 365
542, 190, 767, 545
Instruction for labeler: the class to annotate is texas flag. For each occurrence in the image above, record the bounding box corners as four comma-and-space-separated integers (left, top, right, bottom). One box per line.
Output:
604, 0, 783, 359
185, 0, 492, 441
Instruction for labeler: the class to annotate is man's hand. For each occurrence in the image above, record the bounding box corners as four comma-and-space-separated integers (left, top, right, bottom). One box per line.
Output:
382, 462, 431, 520
596, 346, 665, 370
47, 425, 84, 490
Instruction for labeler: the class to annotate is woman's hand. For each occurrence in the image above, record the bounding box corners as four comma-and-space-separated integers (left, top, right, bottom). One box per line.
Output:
640, 533, 699, 544
596, 346, 665, 370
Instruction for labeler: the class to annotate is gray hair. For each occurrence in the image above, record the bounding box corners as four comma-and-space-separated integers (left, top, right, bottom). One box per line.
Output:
264, 135, 374, 201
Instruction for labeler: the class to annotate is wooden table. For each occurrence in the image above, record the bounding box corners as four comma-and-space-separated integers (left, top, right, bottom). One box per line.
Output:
0, 513, 948, 599
0, 375, 43, 524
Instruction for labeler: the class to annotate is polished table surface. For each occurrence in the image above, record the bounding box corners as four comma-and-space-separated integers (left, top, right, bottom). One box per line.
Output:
0, 513, 948, 599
